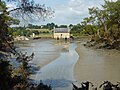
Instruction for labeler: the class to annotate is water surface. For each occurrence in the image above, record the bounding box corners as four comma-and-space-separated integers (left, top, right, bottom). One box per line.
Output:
17, 40, 79, 90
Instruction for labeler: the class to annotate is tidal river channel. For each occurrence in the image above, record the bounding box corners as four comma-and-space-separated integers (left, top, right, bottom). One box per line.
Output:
16, 39, 79, 90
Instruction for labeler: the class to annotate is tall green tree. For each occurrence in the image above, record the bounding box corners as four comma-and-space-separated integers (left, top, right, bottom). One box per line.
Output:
81, 0, 120, 49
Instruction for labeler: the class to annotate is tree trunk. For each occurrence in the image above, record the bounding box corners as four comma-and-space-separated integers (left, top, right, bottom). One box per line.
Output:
97, 29, 102, 40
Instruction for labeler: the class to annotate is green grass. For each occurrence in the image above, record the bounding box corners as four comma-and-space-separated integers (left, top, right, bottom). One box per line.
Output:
36, 33, 53, 38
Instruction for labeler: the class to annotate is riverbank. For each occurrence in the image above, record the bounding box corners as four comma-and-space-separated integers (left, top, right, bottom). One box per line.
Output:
74, 40, 120, 86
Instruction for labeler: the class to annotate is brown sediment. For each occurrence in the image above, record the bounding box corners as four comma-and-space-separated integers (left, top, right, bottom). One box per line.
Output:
74, 41, 120, 86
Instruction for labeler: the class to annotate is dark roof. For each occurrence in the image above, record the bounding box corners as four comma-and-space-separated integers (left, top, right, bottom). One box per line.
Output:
54, 28, 69, 33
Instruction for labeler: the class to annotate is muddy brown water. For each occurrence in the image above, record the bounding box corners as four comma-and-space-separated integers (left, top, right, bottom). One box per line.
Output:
16, 40, 120, 90
17, 40, 79, 90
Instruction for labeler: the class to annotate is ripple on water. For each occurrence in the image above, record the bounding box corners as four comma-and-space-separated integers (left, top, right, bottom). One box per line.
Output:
31, 41, 79, 90
17, 40, 79, 90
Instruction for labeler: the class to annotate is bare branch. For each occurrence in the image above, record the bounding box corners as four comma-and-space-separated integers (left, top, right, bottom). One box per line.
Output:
7, 1, 54, 23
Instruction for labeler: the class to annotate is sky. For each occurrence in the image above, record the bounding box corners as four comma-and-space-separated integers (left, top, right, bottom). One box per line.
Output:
34, 0, 104, 25
7, 0, 117, 25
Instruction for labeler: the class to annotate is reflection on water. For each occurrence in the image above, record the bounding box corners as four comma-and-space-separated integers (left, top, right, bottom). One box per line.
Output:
54, 40, 69, 45
54, 40, 69, 52
31, 40, 79, 90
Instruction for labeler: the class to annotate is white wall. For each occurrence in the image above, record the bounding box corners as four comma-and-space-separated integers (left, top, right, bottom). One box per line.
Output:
53, 33, 70, 39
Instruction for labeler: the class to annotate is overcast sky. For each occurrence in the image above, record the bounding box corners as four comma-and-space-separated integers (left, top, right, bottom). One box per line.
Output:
7, 0, 117, 25
34, 0, 105, 25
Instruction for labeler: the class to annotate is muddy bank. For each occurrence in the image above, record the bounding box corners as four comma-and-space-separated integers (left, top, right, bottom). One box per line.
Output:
74, 41, 120, 86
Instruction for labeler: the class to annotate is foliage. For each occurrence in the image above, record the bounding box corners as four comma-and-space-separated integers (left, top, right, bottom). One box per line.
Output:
7, 0, 54, 22
72, 81, 120, 90
8, 27, 32, 36
69, 24, 74, 29
28, 24, 42, 29
46, 23, 56, 30
0, 0, 54, 89
58, 25, 67, 28
28, 23, 58, 30
0, 1, 18, 53
32, 30, 39, 35
0, 59, 13, 90
81, 0, 120, 49
70, 24, 84, 37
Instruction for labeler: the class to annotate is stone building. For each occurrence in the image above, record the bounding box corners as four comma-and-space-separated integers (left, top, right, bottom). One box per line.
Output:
53, 28, 70, 40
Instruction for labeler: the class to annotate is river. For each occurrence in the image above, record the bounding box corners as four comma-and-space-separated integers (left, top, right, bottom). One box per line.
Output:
16, 39, 79, 90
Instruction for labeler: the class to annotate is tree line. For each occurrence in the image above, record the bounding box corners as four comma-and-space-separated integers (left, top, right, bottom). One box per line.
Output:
27, 23, 69, 30
9, 23, 71, 37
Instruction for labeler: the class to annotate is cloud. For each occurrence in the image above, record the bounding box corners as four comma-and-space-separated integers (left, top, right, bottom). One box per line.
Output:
47, 0, 84, 24
7, 3, 17, 11
68, 0, 87, 15
49, 0, 102, 25
7, 0, 117, 25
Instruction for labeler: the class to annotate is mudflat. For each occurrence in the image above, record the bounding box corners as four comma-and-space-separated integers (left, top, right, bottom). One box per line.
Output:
74, 41, 120, 86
